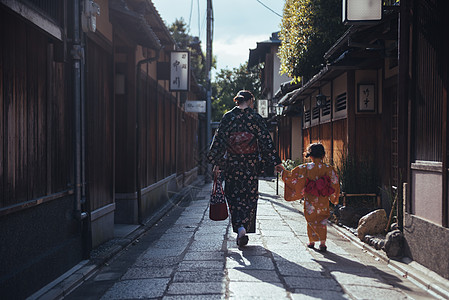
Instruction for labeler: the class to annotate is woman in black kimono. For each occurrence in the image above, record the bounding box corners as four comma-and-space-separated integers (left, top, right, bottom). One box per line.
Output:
208, 90, 283, 247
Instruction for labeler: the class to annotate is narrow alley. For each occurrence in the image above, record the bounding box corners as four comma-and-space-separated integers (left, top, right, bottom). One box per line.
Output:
41, 179, 445, 300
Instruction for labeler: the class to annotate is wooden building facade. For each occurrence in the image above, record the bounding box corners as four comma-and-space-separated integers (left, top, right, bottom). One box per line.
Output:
0, 0, 202, 298
399, 0, 449, 279
277, 0, 449, 280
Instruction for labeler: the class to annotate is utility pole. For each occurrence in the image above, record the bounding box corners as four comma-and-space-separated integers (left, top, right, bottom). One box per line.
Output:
205, 0, 213, 183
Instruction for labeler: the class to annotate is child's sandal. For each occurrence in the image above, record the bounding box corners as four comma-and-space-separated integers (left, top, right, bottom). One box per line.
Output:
318, 244, 327, 252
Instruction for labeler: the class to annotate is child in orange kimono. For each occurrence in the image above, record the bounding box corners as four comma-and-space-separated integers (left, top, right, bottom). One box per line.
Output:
282, 143, 340, 252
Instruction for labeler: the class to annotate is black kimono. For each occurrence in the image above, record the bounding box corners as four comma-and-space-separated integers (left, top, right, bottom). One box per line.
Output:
208, 107, 281, 233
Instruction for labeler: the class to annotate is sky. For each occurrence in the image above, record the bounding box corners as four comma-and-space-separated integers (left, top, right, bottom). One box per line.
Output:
151, 0, 285, 74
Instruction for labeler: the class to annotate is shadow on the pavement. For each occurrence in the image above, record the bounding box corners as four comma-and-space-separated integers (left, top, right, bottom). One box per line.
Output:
259, 192, 303, 215
228, 245, 346, 298
228, 245, 415, 298
316, 250, 416, 292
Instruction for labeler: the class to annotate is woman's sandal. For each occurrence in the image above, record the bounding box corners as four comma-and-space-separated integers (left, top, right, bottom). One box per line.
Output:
237, 235, 249, 247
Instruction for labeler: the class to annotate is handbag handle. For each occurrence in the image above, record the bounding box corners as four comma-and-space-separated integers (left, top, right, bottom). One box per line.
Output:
212, 170, 221, 194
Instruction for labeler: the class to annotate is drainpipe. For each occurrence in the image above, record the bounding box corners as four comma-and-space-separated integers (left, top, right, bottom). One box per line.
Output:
71, 0, 89, 257
72, 0, 87, 220
135, 47, 162, 224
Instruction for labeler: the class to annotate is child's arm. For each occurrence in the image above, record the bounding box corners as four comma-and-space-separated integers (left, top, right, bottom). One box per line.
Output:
329, 168, 341, 205
282, 166, 306, 201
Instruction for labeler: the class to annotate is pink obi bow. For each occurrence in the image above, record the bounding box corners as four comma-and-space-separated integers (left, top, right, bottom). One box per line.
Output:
304, 175, 335, 197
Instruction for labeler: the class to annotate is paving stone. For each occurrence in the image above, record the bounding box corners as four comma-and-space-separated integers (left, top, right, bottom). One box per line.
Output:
177, 260, 225, 271
153, 239, 191, 249
189, 239, 225, 251
134, 256, 182, 267
259, 229, 296, 237
172, 270, 226, 282
100, 278, 170, 299
141, 247, 186, 258
196, 226, 228, 235
167, 282, 225, 295
276, 261, 324, 277
264, 239, 304, 250
184, 250, 225, 261
228, 282, 288, 299
227, 268, 281, 283
228, 246, 269, 256
163, 295, 223, 300
226, 254, 275, 270
291, 289, 350, 300
121, 266, 174, 279
271, 249, 315, 263
330, 271, 393, 289
284, 276, 342, 291
343, 285, 409, 299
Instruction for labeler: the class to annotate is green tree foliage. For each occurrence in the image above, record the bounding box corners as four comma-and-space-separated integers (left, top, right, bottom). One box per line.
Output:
211, 63, 261, 121
278, 0, 346, 81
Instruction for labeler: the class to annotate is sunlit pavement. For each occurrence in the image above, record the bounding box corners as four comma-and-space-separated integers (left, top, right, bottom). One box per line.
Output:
62, 178, 441, 300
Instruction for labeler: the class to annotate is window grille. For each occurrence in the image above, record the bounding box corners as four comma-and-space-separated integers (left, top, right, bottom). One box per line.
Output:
304, 110, 311, 123
312, 107, 320, 120
335, 93, 347, 112
322, 100, 331, 116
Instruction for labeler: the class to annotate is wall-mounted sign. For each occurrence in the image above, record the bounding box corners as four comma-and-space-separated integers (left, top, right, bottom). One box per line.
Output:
185, 100, 206, 113
357, 84, 376, 112
258, 99, 268, 118
170, 51, 190, 91
342, 0, 382, 24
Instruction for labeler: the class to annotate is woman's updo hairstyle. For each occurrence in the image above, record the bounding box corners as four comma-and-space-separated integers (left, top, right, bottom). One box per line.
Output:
233, 90, 254, 105
305, 143, 325, 159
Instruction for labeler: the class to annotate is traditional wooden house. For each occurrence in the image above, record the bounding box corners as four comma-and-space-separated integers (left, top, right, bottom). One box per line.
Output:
278, 0, 449, 280
398, 0, 449, 280
0, 0, 202, 298
279, 11, 399, 201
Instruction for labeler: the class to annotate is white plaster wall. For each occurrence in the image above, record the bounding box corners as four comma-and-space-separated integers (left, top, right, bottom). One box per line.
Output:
273, 53, 291, 95
412, 170, 443, 225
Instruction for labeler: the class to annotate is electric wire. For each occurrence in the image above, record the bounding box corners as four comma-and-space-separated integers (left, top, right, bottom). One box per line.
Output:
188, 0, 193, 31
197, 0, 201, 37
255, 0, 282, 17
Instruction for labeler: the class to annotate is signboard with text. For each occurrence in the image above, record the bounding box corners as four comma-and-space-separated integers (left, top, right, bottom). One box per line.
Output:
185, 100, 206, 113
258, 99, 268, 118
170, 51, 190, 91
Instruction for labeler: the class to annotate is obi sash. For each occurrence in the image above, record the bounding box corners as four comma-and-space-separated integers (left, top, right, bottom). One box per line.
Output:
227, 131, 257, 154
304, 175, 335, 197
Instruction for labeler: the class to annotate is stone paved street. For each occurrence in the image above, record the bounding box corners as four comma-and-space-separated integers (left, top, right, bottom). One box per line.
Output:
64, 179, 439, 299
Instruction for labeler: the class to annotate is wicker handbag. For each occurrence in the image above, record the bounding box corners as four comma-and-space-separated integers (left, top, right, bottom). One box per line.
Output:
209, 171, 228, 221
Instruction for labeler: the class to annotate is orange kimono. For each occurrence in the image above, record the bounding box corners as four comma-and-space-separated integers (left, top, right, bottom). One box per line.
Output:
282, 160, 340, 242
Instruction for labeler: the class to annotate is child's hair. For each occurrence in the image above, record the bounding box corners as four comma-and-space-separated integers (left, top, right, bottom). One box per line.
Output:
305, 143, 325, 159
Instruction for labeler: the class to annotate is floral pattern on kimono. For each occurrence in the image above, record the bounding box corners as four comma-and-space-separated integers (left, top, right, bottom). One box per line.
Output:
282, 161, 340, 242
208, 107, 281, 233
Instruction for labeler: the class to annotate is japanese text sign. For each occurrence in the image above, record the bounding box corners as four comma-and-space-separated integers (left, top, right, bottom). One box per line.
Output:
170, 51, 190, 91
